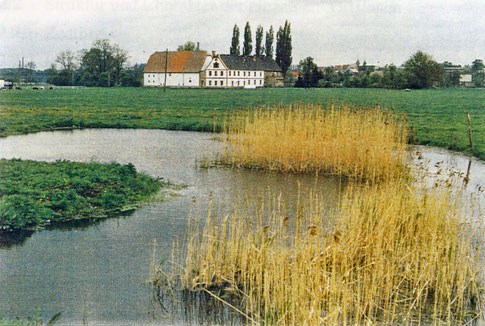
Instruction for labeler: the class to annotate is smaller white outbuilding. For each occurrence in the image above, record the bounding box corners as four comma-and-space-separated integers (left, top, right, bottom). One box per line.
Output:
143, 50, 210, 88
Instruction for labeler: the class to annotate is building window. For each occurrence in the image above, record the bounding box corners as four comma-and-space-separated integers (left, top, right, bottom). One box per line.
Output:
238, 71, 240, 76
169, 73, 172, 76
254, 72, 256, 76
221, 81, 224, 86
214, 62, 219, 68
260, 72, 262, 76
248, 80, 251, 85
243, 81, 246, 86
243, 71, 246, 76
260, 80, 262, 85
220, 71, 224, 76
232, 81, 234, 86
237, 81, 239, 86
209, 80, 212, 86
229, 71, 231, 76
215, 81, 218, 86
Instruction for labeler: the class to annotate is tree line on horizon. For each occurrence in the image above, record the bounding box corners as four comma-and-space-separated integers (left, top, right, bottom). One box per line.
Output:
295, 52, 484, 89
46, 39, 144, 87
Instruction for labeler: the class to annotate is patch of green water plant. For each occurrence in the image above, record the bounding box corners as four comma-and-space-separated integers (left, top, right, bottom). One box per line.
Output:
0, 159, 168, 231
0, 307, 61, 326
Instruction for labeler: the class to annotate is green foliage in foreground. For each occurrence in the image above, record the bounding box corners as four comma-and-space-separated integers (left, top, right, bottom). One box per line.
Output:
0, 159, 162, 231
0, 87, 484, 159
0, 307, 60, 326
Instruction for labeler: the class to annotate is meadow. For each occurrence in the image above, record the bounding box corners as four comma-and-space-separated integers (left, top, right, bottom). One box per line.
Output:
0, 87, 484, 159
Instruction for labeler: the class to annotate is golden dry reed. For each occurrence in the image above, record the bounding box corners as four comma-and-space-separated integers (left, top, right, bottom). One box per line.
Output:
181, 181, 483, 325
166, 103, 482, 324
215, 103, 408, 182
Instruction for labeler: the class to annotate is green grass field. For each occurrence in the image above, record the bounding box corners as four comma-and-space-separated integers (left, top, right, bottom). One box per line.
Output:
1, 87, 484, 159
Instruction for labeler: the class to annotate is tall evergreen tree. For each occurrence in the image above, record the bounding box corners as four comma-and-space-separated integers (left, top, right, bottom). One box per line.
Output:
275, 21, 292, 75
230, 25, 240, 55
243, 22, 252, 56
255, 25, 264, 57
265, 26, 274, 58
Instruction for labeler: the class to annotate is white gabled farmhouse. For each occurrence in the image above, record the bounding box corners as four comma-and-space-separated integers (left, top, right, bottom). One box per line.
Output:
143, 50, 210, 87
143, 50, 283, 88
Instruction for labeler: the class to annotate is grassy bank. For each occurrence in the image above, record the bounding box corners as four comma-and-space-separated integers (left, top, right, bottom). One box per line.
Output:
0, 159, 165, 231
0, 87, 484, 159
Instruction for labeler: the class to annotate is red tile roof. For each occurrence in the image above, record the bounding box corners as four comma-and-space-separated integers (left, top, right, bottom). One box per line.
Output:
143, 50, 209, 73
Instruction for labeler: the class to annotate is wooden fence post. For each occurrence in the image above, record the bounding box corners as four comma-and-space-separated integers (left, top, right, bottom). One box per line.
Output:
466, 113, 473, 149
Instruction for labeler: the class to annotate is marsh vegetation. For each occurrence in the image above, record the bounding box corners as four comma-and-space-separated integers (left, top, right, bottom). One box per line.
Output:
0, 159, 163, 231
159, 103, 484, 324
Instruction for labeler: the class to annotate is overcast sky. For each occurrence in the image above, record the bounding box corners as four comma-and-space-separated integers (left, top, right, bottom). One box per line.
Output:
0, 0, 484, 69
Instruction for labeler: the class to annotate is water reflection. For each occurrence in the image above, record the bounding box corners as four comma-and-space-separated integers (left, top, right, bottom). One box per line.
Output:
0, 209, 138, 249
0, 230, 35, 249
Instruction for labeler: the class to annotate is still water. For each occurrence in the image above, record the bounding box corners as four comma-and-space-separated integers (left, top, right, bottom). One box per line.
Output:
0, 129, 483, 325
0, 129, 345, 325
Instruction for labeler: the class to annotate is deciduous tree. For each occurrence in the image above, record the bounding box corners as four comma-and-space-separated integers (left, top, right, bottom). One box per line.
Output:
471, 59, 484, 87
403, 51, 442, 89
295, 57, 320, 87
177, 41, 197, 51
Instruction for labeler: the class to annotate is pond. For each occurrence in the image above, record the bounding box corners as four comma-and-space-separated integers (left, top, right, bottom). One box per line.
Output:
0, 129, 483, 325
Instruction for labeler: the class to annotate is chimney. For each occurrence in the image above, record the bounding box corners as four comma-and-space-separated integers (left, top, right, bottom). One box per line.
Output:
242, 56, 246, 63
212, 51, 216, 58
253, 55, 256, 62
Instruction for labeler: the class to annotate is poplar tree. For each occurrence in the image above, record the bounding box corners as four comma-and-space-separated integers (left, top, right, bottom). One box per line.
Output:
255, 25, 264, 56
275, 20, 292, 75
265, 26, 274, 58
230, 25, 240, 55
243, 22, 252, 56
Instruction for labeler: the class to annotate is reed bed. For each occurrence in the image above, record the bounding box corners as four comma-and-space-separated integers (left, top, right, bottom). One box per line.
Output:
213, 103, 408, 182
179, 181, 483, 325
159, 103, 483, 324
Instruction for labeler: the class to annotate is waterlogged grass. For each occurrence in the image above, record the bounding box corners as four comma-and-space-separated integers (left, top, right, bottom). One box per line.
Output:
0, 159, 164, 231
209, 103, 408, 182
0, 87, 484, 159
